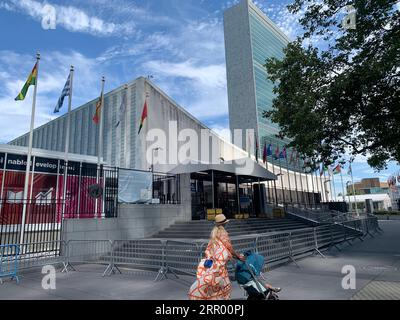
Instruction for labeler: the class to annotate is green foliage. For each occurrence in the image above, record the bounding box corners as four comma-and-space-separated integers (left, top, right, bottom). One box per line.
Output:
264, 0, 400, 170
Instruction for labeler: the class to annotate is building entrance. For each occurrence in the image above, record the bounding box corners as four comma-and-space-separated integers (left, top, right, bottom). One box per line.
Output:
190, 170, 269, 220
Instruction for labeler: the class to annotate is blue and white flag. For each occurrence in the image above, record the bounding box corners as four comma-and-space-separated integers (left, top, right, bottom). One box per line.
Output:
116, 90, 127, 128
54, 74, 71, 113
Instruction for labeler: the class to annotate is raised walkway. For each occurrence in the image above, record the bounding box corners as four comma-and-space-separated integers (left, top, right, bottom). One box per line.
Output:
0, 220, 399, 300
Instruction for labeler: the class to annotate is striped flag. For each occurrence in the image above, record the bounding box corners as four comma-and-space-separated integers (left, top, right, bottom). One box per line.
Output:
54, 74, 71, 113
138, 100, 148, 134
15, 62, 38, 101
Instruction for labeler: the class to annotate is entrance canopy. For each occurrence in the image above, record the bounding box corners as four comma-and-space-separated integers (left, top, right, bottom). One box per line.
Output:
168, 158, 277, 182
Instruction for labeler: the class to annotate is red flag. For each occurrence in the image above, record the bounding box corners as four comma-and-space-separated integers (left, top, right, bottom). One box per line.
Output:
263, 143, 267, 164
138, 100, 148, 134
92, 93, 103, 124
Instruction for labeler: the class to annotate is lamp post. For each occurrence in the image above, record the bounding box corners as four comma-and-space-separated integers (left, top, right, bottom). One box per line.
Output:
346, 181, 353, 213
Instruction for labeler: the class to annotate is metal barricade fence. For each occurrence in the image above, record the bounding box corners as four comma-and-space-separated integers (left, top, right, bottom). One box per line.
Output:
290, 228, 316, 256
256, 232, 291, 269
18, 241, 66, 271
315, 225, 334, 248
164, 240, 203, 278
63, 240, 114, 276
0, 244, 20, 284
0, 217, 381, 281
113, 239, 164, 275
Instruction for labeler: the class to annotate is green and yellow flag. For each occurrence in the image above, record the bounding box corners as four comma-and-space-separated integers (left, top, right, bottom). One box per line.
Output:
15, 62, 38, 101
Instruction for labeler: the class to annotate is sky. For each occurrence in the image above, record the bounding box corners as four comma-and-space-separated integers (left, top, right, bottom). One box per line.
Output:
0, 0, 399, 197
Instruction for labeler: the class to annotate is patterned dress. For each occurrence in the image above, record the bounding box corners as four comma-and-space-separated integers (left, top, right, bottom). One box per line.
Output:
188, 233, 233, 300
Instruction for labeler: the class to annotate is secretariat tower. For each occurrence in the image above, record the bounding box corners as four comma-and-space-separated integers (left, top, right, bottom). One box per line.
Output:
224, 0, 291, 166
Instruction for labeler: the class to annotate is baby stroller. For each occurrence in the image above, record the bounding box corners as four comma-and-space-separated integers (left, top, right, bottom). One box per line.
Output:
235, 251, 279, 300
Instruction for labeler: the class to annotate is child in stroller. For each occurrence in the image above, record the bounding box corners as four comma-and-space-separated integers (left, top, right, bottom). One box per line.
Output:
235, 251, 281, 300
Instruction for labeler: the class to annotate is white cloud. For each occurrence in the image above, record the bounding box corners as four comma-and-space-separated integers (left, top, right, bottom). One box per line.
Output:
3, 0, 135, 37
144, 60, 226, 89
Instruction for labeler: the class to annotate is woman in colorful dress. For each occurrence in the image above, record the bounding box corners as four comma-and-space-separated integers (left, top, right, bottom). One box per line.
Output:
188, 214, 245, 300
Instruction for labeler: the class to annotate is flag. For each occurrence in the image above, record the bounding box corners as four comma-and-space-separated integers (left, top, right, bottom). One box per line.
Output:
115, 89, 127, 128
92, 92, 103, 124
138, 100, 148, 134
274, 146, 280, 160
279, 146, 287, 159
333, 164, 341, 175
15, 62, 38, 101
54, 74, 71, 113
263, 143, 267, 164
267, 144, 273, 156
347, 164, 352, 176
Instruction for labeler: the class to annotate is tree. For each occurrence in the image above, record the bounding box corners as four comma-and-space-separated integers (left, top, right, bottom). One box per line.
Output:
264, 0, 400, 170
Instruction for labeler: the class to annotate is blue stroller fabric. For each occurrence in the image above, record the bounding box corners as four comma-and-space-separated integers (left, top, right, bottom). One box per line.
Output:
235, 251, 265, 285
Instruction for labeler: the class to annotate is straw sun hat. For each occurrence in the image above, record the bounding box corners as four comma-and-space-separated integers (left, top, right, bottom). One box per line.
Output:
215, 214, 229, 226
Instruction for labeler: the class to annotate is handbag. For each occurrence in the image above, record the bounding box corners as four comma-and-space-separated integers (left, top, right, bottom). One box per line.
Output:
204, 259, 213, 269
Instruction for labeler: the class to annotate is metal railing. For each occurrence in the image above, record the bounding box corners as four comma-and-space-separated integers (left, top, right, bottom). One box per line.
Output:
0, 216, 381, 283
285, 204, 333, 224
0, 244, 20, 284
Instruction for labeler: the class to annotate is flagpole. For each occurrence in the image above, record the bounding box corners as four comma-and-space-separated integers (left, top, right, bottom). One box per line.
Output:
297, 156, 305, 208
308, 164, 315, 209
292, 150, 300, 205
20, 52, 40, 245
62, 65, 74, 219
331, 169, 337, 202
277, 144, 285, 205
269, 140, 277, 205
314, 167, 320, 208
340, 167, 346, 203
349, 163, 359, 216
118, 84, 128, 168
323, 169, 330, 202
284, 148, 293, 204
318, 166, 324, 203
95, 76, 105, 218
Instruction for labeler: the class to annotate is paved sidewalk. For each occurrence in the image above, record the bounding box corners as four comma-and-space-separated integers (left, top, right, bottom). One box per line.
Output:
0, 220, 399, 300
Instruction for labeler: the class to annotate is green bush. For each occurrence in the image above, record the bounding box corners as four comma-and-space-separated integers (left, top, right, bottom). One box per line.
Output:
374, 210, 400, 215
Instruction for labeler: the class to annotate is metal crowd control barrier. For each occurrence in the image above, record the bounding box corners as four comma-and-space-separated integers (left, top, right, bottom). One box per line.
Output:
161, 240, 202, 281
0, 244, 20, 284
0, 216, 381, 282
256, 232, 292, 269
18, 241, 67, 271
62, 240, 116, 277
112, 239, 164, 279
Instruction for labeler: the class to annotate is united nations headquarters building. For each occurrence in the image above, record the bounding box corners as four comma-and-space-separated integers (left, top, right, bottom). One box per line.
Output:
2, 0, 335, 248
